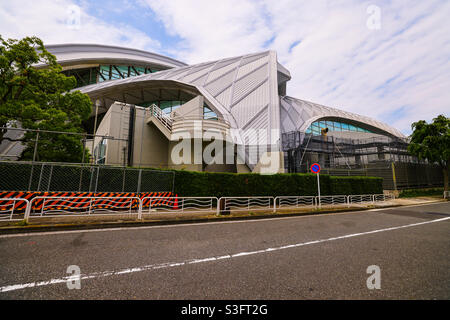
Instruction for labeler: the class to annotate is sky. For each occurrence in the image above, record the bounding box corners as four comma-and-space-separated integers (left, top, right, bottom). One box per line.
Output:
1, 0, 449, 135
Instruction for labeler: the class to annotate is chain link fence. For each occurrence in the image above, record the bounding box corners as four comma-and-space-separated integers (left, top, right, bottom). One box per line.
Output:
287, 161, 443, 190
0, 161, 174, 193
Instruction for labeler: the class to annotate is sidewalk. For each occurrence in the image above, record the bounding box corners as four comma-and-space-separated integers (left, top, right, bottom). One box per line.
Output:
0, 196, 446, 234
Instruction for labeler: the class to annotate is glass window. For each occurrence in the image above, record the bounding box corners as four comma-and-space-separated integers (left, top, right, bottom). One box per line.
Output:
204, 105, 218, 119
306, 120, 373, 134
135, 67, 145, 75
99, 65, 110, 82
333, 122, 342, 130
116, 65, 128, 77
111, 69, 121, 80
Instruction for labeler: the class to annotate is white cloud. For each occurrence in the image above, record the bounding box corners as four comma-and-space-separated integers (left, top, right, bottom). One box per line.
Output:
2, 0, 448, 134
144, 0, 450, 134
144, 0, 273, 63
0, 0, 160, 50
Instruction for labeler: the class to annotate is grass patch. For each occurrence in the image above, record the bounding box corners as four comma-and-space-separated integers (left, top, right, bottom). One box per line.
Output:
15, 220, 28, 226
399, 188, 444, 198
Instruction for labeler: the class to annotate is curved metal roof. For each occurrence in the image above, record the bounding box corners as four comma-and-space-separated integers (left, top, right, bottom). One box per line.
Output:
78, 51, 281, 143
280, 96, 406, 138
75, 49, 405, 140
40, 43, 187, 69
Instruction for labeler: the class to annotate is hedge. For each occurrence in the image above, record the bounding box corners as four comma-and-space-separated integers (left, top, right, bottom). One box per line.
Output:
399, 188, 444, 198
171, 170, 383, 197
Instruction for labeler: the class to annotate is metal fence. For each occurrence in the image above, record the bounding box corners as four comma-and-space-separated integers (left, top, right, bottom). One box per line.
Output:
285, 162, 443, 190
0, 161, 175, 193
141, 196, 218, 215
218, 197, 274, 214
281, 131, 444, 190
0, 193, 398, 222
0, 198, 30, 221
28, 196, 141, 218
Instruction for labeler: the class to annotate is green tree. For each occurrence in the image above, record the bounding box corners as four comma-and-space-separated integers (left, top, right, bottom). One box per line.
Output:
0, 35, 92, 162
408, 115, 450, 192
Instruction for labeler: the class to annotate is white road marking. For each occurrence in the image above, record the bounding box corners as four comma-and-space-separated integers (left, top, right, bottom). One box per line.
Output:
0, 201, 446, 239
1, 216, 449, 293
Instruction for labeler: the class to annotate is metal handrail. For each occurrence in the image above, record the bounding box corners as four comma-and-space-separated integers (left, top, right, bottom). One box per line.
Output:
148, 103, 230, 128
149, 104, 173, 131
171, 114, 230, 127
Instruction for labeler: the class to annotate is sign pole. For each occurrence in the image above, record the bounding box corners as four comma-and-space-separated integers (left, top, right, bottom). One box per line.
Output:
311, 163, 321, 209
317, 172, 321, 208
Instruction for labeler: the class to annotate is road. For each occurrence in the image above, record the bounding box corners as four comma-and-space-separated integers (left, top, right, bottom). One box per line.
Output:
0, 202, 449, 299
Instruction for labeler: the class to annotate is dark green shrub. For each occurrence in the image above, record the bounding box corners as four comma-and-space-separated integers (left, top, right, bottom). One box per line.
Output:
172, 170, 381, 197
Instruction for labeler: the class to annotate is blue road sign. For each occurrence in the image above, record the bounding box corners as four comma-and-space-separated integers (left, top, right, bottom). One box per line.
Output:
311, 163, 321, 174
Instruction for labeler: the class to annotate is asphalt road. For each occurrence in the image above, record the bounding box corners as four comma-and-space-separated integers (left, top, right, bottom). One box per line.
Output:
0, 202, 449, 299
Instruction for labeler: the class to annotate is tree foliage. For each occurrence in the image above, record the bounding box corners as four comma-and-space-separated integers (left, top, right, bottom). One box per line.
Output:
408, 114, 450, 191
0, 35, 92, 162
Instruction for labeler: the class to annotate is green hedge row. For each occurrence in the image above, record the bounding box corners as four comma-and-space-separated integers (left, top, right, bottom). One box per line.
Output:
171, 170, 383, 197
399, 188, 444, 198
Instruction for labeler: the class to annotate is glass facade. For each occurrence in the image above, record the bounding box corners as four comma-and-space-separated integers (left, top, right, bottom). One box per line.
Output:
98, 65, 161, 82
62, 64, 163, 88
62, 67, 98, 88
305, 119, 373, 135
140, 100, 218, 120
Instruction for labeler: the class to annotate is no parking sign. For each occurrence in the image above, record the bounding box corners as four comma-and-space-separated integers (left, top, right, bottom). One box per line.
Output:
311, 163, 321, 207
310, 163, 321, 174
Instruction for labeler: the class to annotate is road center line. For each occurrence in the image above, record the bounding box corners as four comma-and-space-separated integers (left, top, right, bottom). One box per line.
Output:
1, 216, 449, 294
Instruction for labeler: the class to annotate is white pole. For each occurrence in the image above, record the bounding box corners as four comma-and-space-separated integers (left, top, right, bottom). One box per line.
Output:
317, 172, 321, 208
91, 100, 100, 163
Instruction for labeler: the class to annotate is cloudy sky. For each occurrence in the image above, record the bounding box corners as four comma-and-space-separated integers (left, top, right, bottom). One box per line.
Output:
1, 0, 449, 135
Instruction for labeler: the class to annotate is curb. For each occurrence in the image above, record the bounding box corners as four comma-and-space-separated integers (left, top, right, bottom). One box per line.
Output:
2, 200, 445, 235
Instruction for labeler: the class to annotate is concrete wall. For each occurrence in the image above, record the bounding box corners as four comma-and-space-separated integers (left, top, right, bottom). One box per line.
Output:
94, 101, 253, 173
133, 108, 169, 168
171, 96, 203, 119
94, 103, 129, 166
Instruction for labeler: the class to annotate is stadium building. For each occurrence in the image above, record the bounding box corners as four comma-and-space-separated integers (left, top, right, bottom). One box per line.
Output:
40, 44, 411, 173
1, 43, 439, 189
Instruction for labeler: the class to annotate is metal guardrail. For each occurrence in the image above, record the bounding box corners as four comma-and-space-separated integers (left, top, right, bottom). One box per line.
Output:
25, 196, 141, 220
348, 194, 374, 205
275, 196, 316, 211
0, 193, 397, 222
218, 197, 274, 214
0, 198, 29, 221
316, 195, 348, 208
140, 196, 218, 216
